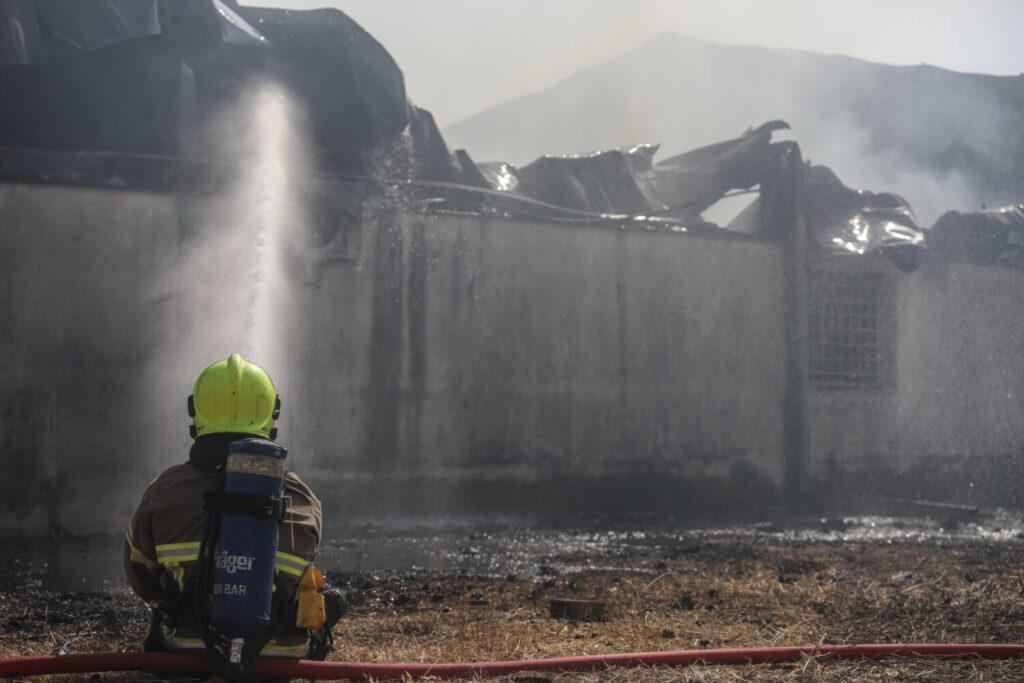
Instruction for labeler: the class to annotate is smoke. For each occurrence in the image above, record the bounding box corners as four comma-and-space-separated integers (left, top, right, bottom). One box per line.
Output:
798, 118, 980, 227
443, 35, 1017, 227
143, 82, 309, 463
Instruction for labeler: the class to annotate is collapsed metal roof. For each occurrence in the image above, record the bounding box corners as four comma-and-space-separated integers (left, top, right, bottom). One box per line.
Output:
928, 204, 1024, 268
0, 1, 1018, 270
0, 0, 410, 164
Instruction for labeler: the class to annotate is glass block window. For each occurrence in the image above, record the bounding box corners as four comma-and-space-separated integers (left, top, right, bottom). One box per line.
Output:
808, 272, 881, 388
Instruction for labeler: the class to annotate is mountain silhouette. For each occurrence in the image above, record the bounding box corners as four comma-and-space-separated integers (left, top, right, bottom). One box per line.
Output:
443, 33, 1024, 225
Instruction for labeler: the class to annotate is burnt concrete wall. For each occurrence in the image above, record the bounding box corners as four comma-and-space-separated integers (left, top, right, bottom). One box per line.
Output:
0, 181, 785, 534
3, 180, 1024, 535
809, 253, 1024, 507
0, 182, 179, 536
286, 211, 786, 524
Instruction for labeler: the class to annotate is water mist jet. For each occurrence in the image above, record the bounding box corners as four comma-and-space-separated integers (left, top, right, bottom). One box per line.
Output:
142, 81, 310, 461
240, 84, 307, 371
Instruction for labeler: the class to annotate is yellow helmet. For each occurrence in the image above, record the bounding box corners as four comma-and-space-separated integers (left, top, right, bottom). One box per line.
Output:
188, 353, 281, 440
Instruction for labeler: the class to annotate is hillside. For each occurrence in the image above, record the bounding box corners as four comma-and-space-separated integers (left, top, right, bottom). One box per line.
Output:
442, 34, 1024, 225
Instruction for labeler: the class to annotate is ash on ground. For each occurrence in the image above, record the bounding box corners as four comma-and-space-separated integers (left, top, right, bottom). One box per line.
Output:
2, 513, 1023, 682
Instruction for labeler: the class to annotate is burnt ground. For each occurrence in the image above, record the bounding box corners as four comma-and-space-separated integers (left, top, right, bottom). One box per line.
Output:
1, 524, 1023, 681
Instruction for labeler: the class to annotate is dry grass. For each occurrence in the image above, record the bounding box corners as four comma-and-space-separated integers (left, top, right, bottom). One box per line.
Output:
2, 539, 1023, 681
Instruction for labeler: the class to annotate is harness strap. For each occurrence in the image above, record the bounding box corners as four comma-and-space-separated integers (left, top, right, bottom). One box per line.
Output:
202, 490, 287, 520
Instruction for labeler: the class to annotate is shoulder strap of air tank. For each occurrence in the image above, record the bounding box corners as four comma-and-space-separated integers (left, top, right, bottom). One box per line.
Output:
202, 490, 288, 520
194, 471, 236, 676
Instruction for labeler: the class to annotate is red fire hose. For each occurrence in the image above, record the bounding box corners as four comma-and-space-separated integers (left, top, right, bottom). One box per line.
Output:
1, 644, 1022, 679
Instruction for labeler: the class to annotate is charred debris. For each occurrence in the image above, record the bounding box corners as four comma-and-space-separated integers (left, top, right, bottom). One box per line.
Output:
0, 0, 1020, 269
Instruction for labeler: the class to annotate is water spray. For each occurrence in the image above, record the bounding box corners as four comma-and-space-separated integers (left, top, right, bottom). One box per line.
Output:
241, 83, 305, 369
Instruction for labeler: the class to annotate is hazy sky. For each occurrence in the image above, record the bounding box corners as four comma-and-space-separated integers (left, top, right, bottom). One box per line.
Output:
243, 0, 1024, 126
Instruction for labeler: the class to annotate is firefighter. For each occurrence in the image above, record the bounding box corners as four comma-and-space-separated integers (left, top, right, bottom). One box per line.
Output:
124, 353, 345, 670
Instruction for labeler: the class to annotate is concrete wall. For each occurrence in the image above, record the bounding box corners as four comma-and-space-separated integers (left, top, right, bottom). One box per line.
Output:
2, 179, 1023, 535
0, 182, 180, 536
287, 210, 786, 524
809, 252, 1024, 506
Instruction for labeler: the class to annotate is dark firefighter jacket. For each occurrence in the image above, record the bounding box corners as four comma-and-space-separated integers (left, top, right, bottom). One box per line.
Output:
123, 434, 322, 657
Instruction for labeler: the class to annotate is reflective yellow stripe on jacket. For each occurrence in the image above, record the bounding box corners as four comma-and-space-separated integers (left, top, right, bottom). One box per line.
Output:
155, 541, 201, 590
150, 544, 310, 579
155, 541, 202, 564
125, 527, 158, 569
149, 543, 308, 574
274, 550, 310, 578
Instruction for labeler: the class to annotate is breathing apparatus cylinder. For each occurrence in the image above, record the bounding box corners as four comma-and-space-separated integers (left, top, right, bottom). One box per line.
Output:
209, 438, 287, 646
